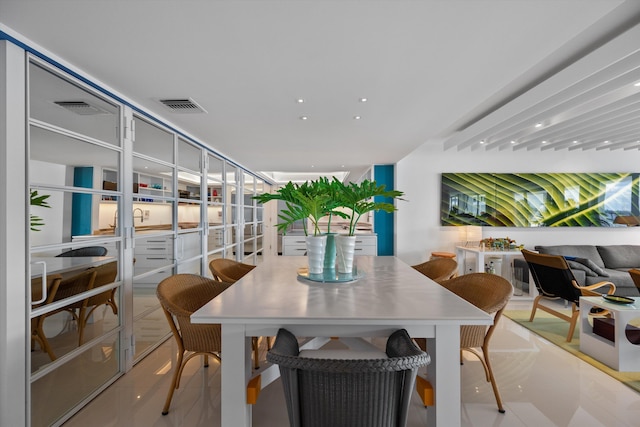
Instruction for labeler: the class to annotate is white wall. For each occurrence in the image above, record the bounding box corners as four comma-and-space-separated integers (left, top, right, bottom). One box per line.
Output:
396, 141, 640, 265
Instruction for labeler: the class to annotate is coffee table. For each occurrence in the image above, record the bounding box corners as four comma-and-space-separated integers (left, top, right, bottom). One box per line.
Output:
579, 296, 640, 371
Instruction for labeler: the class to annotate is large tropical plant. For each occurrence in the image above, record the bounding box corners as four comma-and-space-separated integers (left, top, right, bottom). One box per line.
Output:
334, 178, 404, 236
254, 179, 344, 236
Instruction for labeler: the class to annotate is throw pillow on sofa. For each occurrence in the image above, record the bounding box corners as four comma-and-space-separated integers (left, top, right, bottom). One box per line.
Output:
566, 259, 598, 277
574, 257, 610, 277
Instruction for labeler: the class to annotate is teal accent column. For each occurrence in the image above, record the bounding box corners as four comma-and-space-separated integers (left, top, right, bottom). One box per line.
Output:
72, 167, 93, 236
374, 165, 395, 256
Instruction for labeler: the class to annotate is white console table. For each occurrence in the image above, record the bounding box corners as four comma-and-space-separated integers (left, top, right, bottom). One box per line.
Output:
455, 246, 534, 298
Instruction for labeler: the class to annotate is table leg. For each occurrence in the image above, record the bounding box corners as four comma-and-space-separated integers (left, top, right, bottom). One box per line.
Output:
221, 324, 253, 427
427, 324, 461, 427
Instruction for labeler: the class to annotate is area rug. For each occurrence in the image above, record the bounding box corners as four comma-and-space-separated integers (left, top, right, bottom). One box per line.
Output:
503, 309, 640, 393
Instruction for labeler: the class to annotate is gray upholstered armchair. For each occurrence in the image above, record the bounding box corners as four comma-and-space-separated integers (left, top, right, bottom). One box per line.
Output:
267, 328, 430, 427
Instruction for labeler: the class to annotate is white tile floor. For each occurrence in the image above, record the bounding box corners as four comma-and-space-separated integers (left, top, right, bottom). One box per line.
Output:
63, 300, 640, 427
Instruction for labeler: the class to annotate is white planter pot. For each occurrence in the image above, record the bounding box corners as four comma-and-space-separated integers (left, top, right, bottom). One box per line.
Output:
305, 235, 327, 275
335, 235, 357, 274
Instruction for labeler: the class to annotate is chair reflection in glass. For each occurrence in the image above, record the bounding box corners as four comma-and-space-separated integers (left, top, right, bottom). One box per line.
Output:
31, 268, 97, 360
76, 261, 118, 345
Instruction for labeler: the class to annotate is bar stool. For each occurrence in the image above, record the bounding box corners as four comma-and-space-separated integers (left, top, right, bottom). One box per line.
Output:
430, 251, 456, 260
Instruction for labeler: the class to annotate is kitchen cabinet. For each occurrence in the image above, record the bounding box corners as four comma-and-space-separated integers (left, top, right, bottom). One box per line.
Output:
134, 235, 174, 285
282, 234, 377, 256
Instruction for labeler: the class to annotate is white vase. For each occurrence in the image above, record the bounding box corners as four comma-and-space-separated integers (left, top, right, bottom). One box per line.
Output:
335, 235, 357, 274
305, 235, 327, 275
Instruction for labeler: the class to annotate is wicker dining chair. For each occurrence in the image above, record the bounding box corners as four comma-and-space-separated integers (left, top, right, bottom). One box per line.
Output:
209, 258, 265, 369
412, 257, 458, 282
209, 258, 256, 283
415, 273, 512, 413
267, 328, 430, 427
156, 274, 233, 415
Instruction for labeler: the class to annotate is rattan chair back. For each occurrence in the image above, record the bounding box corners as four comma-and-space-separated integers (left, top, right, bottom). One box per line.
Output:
412, 258, 458, 282
438, 273, 512, 349
267, 328, 429, 427
209, 258, 256, 283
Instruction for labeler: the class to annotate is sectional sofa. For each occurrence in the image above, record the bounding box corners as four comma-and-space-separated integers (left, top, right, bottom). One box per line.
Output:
533, 245, 640, 297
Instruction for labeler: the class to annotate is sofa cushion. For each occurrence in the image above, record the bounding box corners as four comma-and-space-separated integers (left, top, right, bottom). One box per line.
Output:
535, 245, 605, 268
597, 245, 640, 269
566, 260, 598, 277
573, 257, 609, 277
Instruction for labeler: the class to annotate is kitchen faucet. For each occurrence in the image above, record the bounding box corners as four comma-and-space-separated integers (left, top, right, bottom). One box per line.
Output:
133, 208, 144, 224
111, 208, 144, 228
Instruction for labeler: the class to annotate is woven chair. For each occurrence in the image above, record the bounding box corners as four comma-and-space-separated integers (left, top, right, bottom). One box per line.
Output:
31, 268, 97, 360
522, 249, 616, 342
412, 257, 458, 282
267, 328, 430, 427
209, 258, 256, 282
209, 258, 265, 369
55, 246, 108, 257
156, 274, 233, 415
77, 261, 118, 345
414, 273, 512, 412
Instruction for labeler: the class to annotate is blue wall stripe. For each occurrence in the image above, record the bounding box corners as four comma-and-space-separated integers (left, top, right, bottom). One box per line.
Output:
373, 164, 395, 256
71, 167, 93, 236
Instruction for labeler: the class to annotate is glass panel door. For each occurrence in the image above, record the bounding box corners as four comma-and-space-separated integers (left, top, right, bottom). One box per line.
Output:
28, 59, 123, 427
131, 117, 175, 360
177, 138, 203, 275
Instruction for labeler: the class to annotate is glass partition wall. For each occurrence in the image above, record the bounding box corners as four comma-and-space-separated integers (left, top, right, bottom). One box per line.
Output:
28, 60, 123, 427
26, 56, 272, 426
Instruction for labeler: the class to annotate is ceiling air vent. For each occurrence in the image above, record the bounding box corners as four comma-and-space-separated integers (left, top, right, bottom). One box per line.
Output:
53, 101, 109, 115
159, 98, 207, 114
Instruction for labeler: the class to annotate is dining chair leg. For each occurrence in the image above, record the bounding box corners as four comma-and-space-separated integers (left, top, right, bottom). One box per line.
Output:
481, 345, 505, 413
162, 351, 184, 415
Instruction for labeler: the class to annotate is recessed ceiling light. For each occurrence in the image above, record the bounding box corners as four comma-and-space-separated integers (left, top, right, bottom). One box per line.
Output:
542, 140, 547, 144
510, 140, 516, 144
359, 98, 368, 102
299, 116, 308, 120
634, 82, 640, 87
604, 140, 610, 144
353, 115, 361, 120
573, 140, 578, 144
480, 140, 485, 144
535, 123, 543, 128
296, 98, 305, 103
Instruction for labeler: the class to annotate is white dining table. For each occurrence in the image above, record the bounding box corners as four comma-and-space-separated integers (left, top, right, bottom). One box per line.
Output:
191, 256, 492, 427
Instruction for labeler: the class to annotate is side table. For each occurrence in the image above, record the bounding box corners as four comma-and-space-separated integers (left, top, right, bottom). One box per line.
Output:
455, 246, 534, 298
579, 296, 640, 371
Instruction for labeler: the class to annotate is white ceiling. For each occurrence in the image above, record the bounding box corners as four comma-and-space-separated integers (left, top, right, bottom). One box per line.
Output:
2, 0, 640, 182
